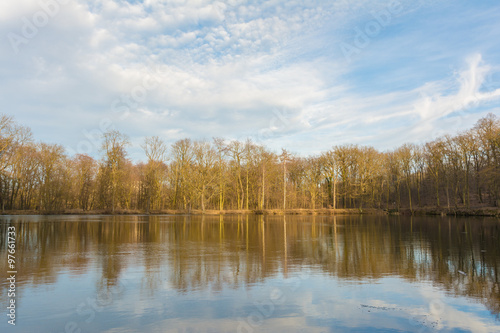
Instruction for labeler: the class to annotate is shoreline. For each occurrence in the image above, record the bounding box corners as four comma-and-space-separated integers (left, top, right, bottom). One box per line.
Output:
1, 207, 498, 217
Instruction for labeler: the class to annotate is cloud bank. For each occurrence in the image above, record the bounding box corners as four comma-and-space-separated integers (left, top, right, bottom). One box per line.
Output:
1, 0, 499, 159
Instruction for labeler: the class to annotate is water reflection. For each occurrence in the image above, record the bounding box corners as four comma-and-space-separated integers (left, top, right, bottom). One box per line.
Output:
0, 214, 499, 332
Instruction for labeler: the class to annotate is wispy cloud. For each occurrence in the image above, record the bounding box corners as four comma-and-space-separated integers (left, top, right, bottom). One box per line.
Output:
1, 0, 499, 158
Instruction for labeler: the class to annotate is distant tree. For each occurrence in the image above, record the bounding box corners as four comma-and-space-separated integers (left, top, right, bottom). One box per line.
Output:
425, 139, 445, 207
190, 141, 218, 211
72, 154, 97, 211
1, 113, 499, 212
304, 156, 323, 209
228, 140, 246, 210
395, 144, 416, 212
98, 130, 130, 212
321, 150, 338, 210
473, 113, 500, 206
141, 136, 168, 213
171, 139, 193, 209
38, 143, 67, 211
279, 149, 291, 210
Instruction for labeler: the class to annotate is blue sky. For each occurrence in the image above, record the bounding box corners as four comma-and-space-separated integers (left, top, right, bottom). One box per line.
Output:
1, 0, 499, 160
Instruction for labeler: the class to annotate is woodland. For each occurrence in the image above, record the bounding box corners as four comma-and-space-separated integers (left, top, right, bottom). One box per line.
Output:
0, 113, 498, 213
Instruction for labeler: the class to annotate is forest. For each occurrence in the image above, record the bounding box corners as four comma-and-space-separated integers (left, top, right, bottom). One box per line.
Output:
0, 113, 498, 213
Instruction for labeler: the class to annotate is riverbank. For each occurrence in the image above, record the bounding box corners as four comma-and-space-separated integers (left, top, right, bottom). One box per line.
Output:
1, 207, 498, 217
398, 207, 500, 217
0, 208, 383, 216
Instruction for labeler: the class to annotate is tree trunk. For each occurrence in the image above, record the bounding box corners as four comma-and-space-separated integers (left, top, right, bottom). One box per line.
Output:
201, 188, 205, 212
261, 164, 265, 210
465, 162, 470, 209
445, 179, 450, 210
333, 177, 336, 210
435, 178, 440, 207
407, 180, 412, 212
417, 173, 421, 207
283, 162, 286, 211
246, 169, 249, 210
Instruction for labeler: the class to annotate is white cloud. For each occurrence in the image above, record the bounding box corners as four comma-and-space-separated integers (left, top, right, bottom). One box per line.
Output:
283, 53, 500, 152
1, 0, 499, 158
414, 54, 500, 122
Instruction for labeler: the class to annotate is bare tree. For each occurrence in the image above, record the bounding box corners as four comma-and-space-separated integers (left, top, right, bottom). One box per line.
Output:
141, 136, 168, 213
395, 144, 416, 212
228, 140, 245, 210
279, 149, 290, 211
72, 154, 97, 211
213, 137, 228, 211
321, 150, 338, 210
99, 130, 130, 213
191, 141, 218, 211
171, 139, 193, 209
1, 113, 499, 213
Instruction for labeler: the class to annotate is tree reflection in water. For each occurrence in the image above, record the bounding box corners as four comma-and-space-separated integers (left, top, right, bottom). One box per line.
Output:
0, 214, 499, 322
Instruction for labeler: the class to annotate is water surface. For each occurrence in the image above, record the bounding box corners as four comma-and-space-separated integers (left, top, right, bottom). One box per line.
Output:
0, 214, 499, 332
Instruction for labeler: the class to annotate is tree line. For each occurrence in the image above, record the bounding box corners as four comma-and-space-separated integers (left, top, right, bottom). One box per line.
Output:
0, 113, 498, 212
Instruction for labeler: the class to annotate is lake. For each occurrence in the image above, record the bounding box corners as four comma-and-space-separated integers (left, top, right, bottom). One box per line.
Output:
1, 214, 499, 332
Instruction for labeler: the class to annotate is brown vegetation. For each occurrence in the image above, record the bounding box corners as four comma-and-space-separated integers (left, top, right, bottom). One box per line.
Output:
0, 113, 499, 214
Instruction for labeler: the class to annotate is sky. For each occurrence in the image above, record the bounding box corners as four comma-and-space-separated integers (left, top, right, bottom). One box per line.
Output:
1, 0, 500, 161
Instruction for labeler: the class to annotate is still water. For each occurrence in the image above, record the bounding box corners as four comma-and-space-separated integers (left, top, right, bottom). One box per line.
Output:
0, 214, 499, 333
